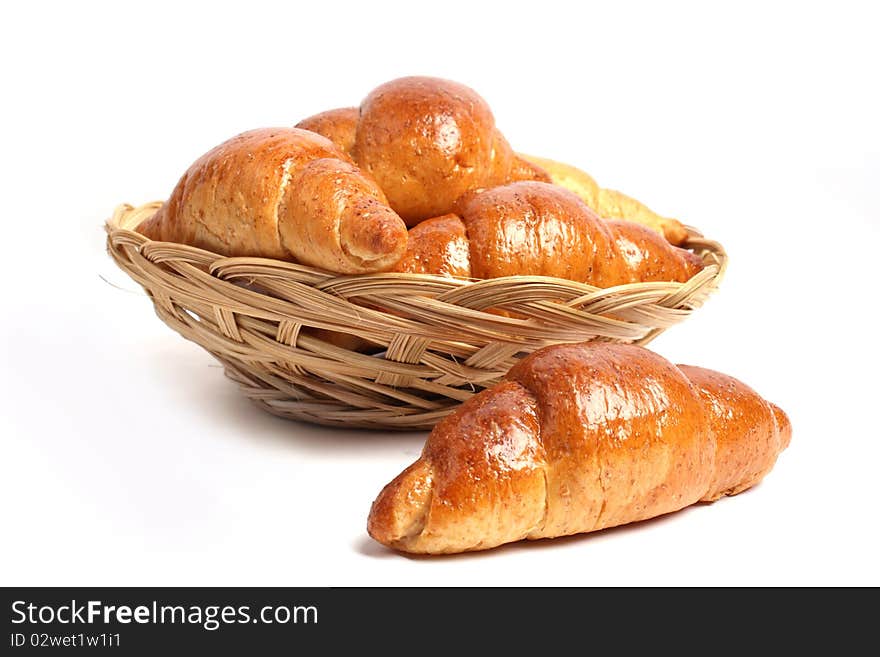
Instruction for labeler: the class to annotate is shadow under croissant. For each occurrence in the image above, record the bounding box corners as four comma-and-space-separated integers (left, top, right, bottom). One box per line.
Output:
354, 483, 766, 561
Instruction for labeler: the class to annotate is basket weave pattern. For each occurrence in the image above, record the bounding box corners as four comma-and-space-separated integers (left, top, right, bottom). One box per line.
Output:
106, 202, 727, 429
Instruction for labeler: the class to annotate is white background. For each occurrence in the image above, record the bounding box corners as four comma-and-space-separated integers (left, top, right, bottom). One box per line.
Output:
2, 1, 878, 586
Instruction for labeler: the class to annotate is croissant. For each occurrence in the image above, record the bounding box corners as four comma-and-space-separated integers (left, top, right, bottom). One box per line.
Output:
296, 107, 359, 155
368, 342, 791, 554
394, 181, 702, 285
520, 154, 688, 245
296, 76, 549, 225
137, 127, 408, 274
391, 213, 471, 278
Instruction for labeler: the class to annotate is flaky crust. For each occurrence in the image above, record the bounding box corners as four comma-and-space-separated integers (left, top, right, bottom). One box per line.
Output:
401, 182, 702, 285
368, 343, 791, 554
137, 128, 407, 274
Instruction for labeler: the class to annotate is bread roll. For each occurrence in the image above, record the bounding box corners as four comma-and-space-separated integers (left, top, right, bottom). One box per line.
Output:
296, 76, 549, 225
138, 127, 408, 274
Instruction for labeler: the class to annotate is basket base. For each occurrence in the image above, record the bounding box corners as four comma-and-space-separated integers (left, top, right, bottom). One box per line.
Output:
224, 364, 472, 431
106, 202, 727, 431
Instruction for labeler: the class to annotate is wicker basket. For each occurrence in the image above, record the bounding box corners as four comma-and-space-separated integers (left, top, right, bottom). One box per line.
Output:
106, 202, 727, 430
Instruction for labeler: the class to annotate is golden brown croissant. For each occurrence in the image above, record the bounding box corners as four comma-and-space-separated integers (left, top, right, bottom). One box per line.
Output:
520, 154, 688, 245
137, 127, 408, 274
296, 76, 549, 225
368, 342, 791, 554
394, 181, 702, 285
391, 213, 471, 278
296, 107, 359, 155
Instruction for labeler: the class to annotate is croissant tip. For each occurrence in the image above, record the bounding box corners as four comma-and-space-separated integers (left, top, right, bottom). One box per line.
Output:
770, 403, 792, 451
367, 460, 433, 552
666, 223, 689, 246
340, 201, 408, 271
370, 214, 409, 259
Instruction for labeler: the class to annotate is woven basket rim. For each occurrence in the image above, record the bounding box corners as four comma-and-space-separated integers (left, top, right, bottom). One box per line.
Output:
105, 201, 727, 430
105, 201, 727, 290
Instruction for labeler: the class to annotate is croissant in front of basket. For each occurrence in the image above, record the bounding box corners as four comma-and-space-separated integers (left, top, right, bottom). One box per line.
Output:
369, 342, 791, 554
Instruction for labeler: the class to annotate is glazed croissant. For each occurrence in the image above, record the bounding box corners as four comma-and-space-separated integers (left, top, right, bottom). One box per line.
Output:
296, 76, 549, 224
368, 342, 791, 554
137, 128, 408, 274
393, 181, 703, 285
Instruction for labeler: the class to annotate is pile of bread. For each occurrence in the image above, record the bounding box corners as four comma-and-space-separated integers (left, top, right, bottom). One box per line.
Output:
135, 77, 790, 555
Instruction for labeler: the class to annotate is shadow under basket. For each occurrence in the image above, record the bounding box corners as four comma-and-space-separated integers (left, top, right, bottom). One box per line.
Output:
106, 202, 728, 430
